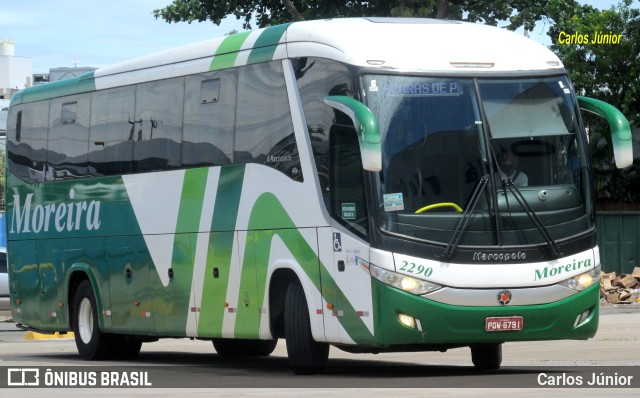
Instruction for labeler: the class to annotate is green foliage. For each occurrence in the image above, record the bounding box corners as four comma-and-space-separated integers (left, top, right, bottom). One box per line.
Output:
547, 0, 640, 207
152, 0, 556, 30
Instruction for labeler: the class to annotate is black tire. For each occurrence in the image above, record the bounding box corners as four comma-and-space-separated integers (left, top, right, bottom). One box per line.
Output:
114, 335, 143, 360
471, 343, 503, 370
284, 280, 329, 375
213, 338, 278, 357
71, 280, 115, 360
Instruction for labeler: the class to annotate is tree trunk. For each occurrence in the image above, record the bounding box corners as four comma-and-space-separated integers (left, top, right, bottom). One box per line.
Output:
436, 0, 448, 19
283, 0, 305, 21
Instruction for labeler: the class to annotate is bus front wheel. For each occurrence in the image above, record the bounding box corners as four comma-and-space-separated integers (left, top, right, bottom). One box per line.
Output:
284, 280, 329, 374
470, 343, 502, 370
71, 280, 115, 360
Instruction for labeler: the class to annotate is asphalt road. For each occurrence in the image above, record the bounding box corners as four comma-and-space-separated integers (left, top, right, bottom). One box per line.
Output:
0, 300, 639, 396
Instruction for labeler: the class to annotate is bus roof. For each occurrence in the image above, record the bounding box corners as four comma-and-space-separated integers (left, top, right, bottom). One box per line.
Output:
12, 18, 564, 105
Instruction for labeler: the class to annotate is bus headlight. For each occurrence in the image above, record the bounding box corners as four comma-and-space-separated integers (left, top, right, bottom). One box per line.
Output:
560, 265, 601, 291
370, 264, 441, 295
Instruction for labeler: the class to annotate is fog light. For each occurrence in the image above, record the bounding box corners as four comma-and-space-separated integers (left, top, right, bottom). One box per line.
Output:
398, 313, 416, 329
574, 309, 592, 327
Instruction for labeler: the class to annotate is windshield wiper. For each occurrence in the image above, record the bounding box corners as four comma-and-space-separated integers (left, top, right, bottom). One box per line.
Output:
499, 179, 564, 258
440, 174, 489, 259
490, 147, 564, 258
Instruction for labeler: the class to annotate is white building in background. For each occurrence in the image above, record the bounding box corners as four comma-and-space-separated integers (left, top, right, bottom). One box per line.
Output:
0, 37, 33, 101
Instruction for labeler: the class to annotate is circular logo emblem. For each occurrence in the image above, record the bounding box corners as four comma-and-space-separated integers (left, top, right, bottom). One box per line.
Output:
497, 290, 512, 305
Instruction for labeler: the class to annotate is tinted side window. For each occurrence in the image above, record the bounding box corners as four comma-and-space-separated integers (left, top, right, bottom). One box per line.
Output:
235, 61, 302, 181
48, 94, 90, 180
89, 86, 135, 176
295, 58, 353, 206
134, 77, 185, 172
183, 69, 236, 167
7, 101, 50, 182
330, 125, 369, 238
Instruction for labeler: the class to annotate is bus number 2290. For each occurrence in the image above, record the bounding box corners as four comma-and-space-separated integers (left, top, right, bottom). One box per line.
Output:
399, 261, 433, 277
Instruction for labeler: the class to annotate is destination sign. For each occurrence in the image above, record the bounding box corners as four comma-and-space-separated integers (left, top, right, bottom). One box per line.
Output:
369, 79, 463, 96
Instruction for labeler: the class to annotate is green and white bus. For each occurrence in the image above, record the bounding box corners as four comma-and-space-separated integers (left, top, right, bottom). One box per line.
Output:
5, 18, 633, 373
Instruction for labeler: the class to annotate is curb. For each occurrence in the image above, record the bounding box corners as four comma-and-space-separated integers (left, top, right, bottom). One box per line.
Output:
24, 331, 75, 340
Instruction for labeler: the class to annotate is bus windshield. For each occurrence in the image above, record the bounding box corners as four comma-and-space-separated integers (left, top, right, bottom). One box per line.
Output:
364, 74, 592, 248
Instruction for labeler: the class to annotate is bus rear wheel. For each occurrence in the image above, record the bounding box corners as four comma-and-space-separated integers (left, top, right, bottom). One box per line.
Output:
114, 335, 143, 360
470, 343, 502, 370
284, 280, 329, 375
71, 280, 115, 360
213, 338, 278, 357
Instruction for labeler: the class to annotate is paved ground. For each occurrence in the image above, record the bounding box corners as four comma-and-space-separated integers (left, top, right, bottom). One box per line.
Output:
1, 297, 639, 396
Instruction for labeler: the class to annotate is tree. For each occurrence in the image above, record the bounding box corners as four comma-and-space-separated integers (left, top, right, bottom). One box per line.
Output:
546, 0, 640, 207
153, 0, 558, 31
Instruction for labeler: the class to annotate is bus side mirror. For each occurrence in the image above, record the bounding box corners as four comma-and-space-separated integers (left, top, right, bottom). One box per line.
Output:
324, 96, 382, 172
578, 96, 633, 169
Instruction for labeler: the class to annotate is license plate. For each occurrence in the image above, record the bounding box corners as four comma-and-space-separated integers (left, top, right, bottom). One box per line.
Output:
485, 316, 524, 331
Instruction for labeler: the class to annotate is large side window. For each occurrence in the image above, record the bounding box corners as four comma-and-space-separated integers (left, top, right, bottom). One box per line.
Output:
7, 101, 50, 183
134, 77, 185, 172
47, 94, 90, 180
235, 61, 302, 181
295, 58, 365, 234
89, 86, 136, 176
183, 69, 236, 167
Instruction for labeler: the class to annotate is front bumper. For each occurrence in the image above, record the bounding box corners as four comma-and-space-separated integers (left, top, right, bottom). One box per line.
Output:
370, 279, 599, 346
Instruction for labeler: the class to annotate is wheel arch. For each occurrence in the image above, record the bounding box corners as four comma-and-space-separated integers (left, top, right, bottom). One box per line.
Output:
268, 267, 299, 339
66, 264, 106, 331
268, 263, 326, 343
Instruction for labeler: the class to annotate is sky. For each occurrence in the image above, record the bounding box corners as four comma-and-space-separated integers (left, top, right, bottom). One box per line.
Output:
0, 0, 633, 74
1, 0, 244, 73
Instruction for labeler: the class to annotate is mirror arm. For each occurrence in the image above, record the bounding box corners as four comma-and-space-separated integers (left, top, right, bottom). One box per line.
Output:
578, 96, 633, 169
324, 96, 382, 172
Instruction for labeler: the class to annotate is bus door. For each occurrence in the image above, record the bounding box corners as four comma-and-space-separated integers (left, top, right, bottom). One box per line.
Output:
317, 123, 376, 345
318, 228, 374, 345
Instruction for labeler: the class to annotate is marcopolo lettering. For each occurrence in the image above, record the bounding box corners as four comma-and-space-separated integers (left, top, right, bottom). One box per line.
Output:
534, 257, 592, 280
472, 251, 527, 261
11, 188, 102, 234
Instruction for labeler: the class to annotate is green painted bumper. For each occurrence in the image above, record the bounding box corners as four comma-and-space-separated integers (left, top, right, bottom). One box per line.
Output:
371, 280, 599, 346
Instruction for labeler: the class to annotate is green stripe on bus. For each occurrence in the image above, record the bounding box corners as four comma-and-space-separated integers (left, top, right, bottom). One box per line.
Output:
246, 24, 291, 65
152, 168, 209, 335
210, 31, 251, 71
233, 231, 260, 338
175, 168, 209, 233
243, 192, 374, 344
211, 164, 246, 232
14, 72, 96, 104
197, 165, 246, 337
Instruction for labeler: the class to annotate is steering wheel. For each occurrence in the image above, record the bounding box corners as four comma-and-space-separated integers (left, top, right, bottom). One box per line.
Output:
415, 202, 463, 214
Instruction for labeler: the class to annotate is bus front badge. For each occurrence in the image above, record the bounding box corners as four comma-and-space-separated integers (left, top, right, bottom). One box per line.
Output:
497, 290, 512, 305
